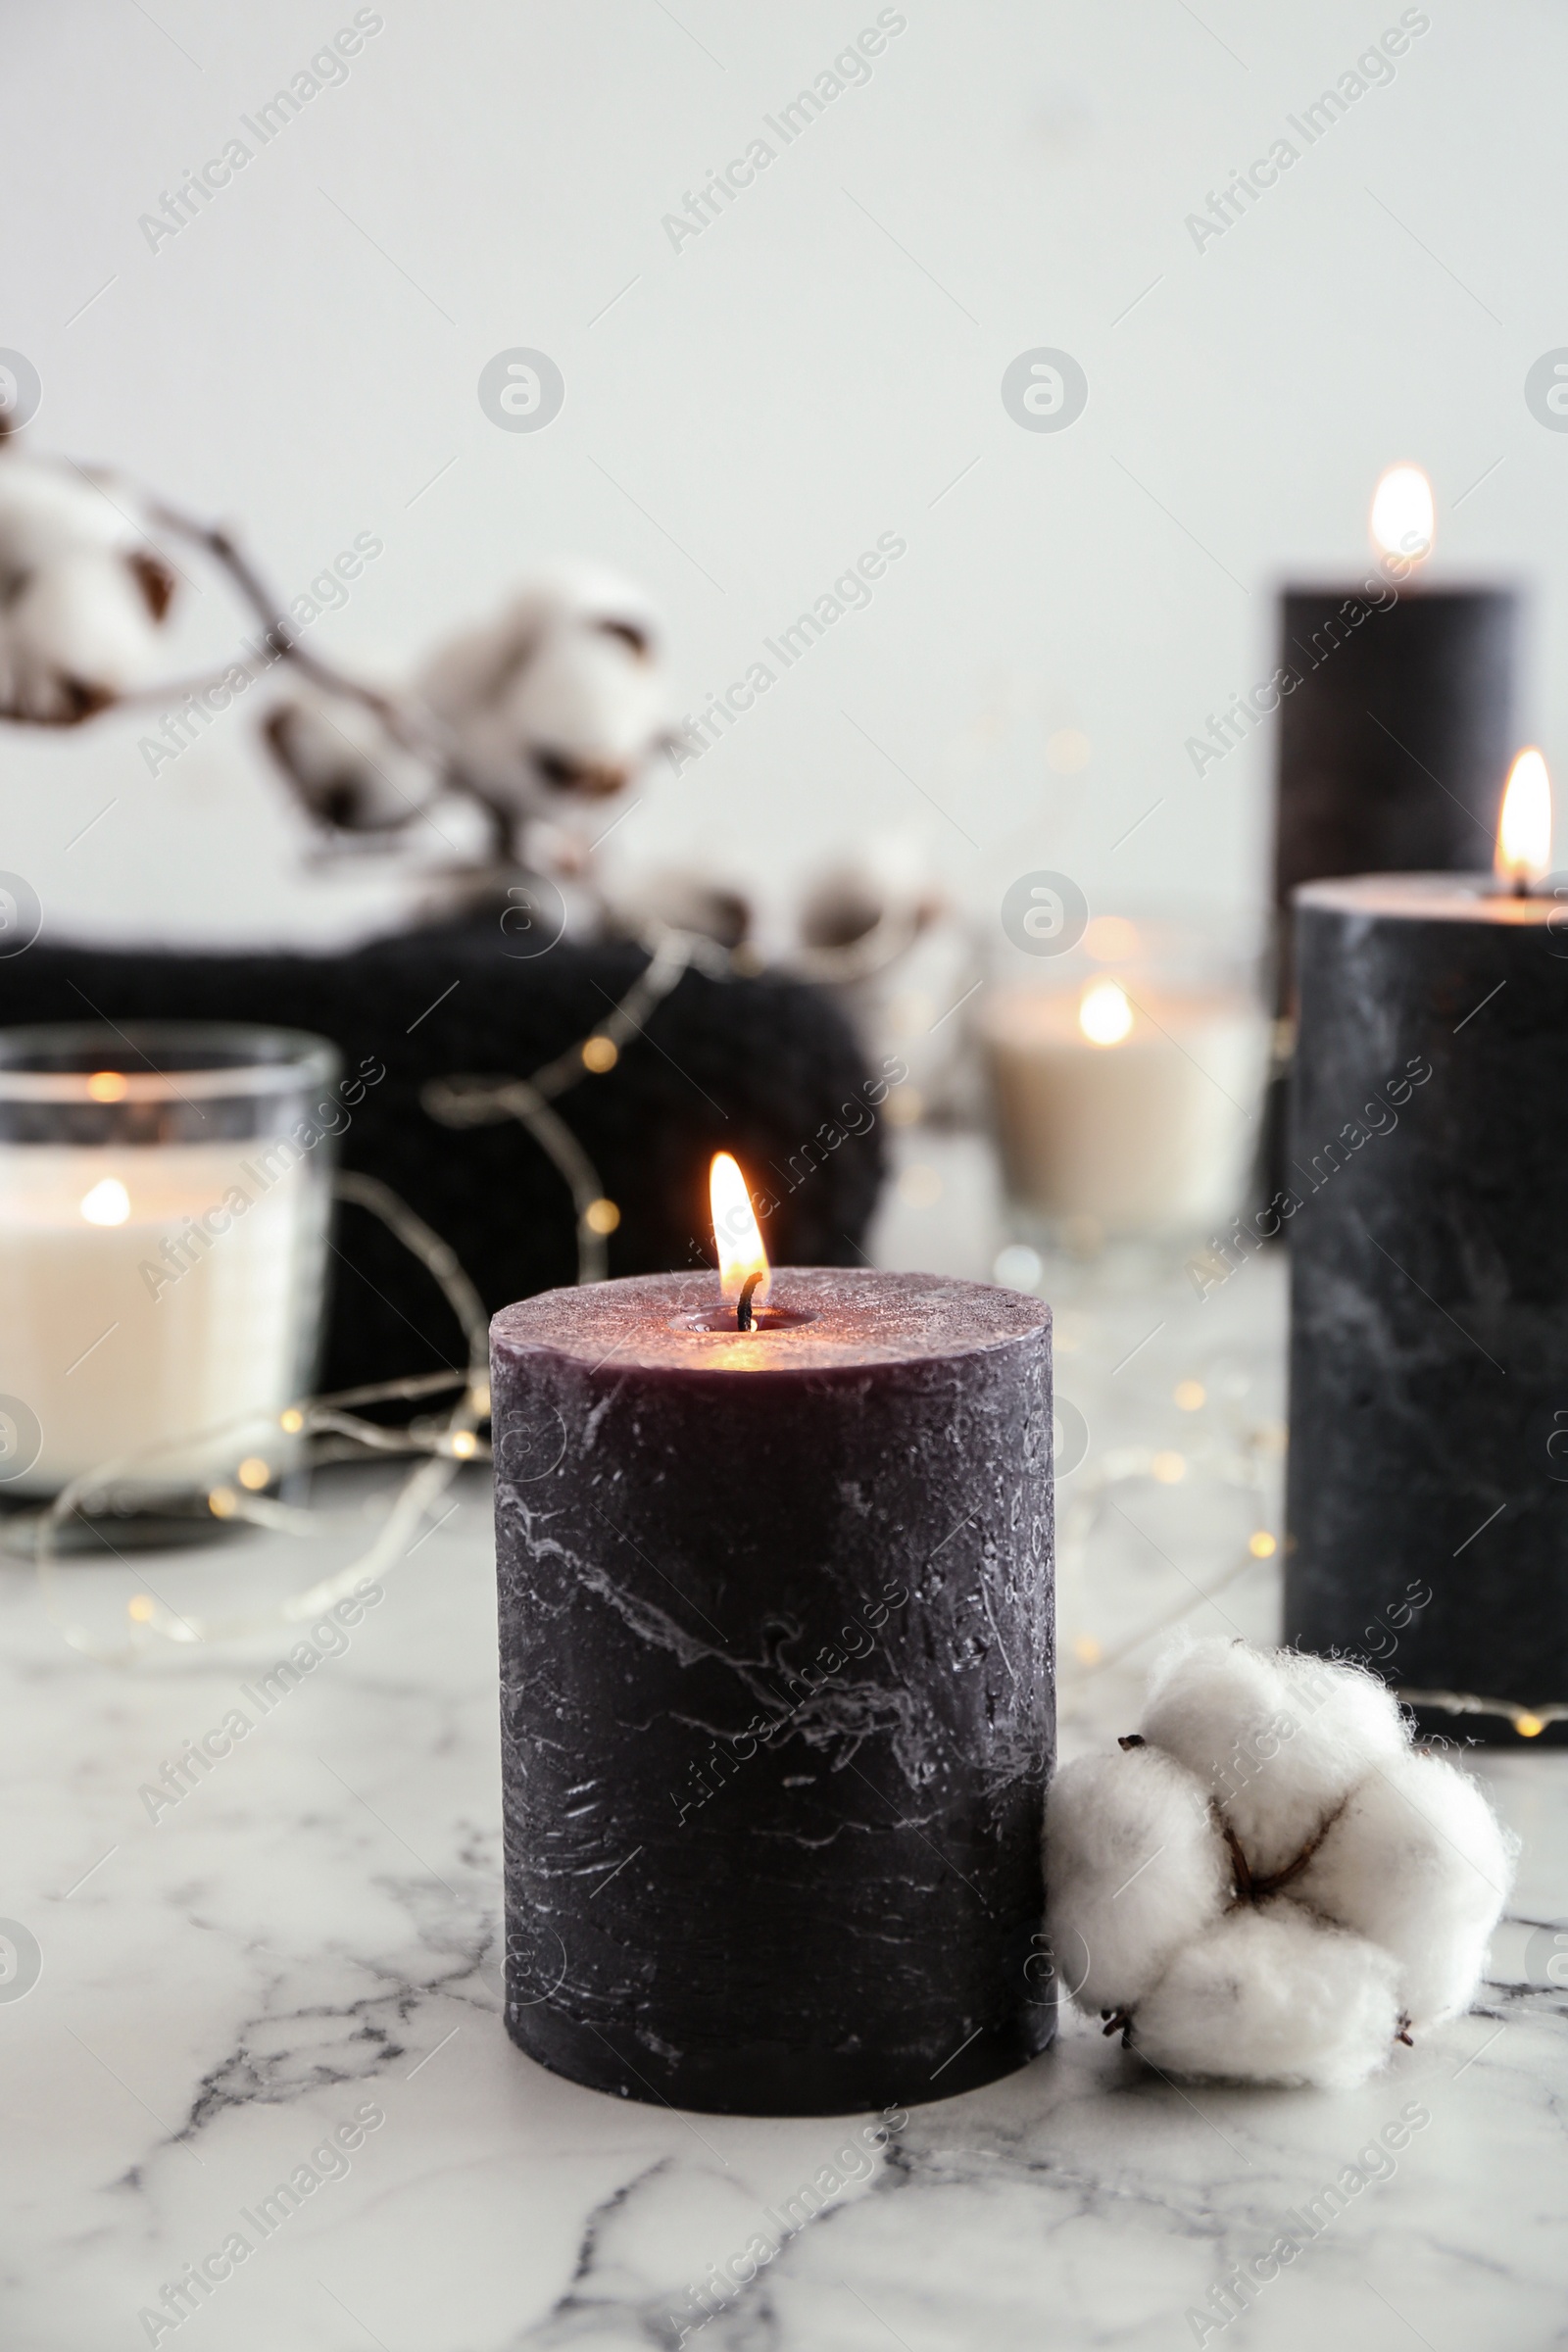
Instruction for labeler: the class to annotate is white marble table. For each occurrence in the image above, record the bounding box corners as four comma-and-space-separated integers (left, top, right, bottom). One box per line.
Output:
5, 1142, 1565, 2351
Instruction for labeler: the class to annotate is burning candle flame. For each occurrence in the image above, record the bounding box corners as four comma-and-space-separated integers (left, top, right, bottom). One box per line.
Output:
80, 1177, 130, 1226
1494, 747, 1552, 889
1370, 464, 1435, 573
1078, 978, 1134, 1047
710, 1152, 771, 1309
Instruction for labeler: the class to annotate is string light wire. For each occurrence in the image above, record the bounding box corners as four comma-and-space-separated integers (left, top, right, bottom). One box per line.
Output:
6, 920, 720, 1661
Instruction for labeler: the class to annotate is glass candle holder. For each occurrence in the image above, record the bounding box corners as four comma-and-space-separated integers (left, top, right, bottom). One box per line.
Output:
0, 1024, 340, 1501
977, 915, 1269, 1249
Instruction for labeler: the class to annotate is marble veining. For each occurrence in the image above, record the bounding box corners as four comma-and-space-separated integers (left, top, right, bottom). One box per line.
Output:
3, 1252, 1565, 2346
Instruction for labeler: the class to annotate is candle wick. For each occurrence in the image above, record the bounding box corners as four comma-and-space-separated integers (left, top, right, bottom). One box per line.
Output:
737, 1273, 761, 1331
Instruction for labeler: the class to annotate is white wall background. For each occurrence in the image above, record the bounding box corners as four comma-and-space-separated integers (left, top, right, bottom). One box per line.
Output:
1, 0, 1560, 952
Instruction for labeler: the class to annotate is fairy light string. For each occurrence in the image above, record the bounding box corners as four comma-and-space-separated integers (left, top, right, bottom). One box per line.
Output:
421, 921, 724, 1282
21, 1175, 484, 1659
15, 1089, 1559, 1738
14, 931, 729, 1660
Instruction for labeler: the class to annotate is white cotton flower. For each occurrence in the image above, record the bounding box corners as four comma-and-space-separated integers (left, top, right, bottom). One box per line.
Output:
263, 694, 434, 834
0, 454, 173, 722
1142, 1636, 1405, 1881
1045, 1744, 1230, 2013
1293, 1747, 1517, 2029
1047, 1638, 1513, 2089
262, 564, 671, 858
417, 564, 673, 818
1133, 1900, 1402, 2091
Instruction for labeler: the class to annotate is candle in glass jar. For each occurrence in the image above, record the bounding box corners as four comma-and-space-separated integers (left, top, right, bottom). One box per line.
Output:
979, 970, 1265, 1239
0, 1027, 339, 1498
491, 1154, 1054, 2115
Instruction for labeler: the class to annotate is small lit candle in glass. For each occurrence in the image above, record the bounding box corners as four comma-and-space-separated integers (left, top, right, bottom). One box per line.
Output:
0, 1025, 340, 1498
979, 918, 1267, 1245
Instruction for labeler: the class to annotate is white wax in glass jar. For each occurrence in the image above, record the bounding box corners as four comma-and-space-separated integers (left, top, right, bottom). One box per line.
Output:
0, 1139, 329, 1494
979, 980, 1266, 1237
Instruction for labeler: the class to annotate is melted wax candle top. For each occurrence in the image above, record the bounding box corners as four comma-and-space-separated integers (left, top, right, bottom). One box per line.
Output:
491, 1267, 1050, 1375
1297, 873, 1561, 926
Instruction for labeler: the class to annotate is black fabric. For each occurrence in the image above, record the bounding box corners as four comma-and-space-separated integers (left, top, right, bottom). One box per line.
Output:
1, 922, 885, 1392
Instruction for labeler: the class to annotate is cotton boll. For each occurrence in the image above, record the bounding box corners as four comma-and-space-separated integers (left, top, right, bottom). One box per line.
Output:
1066, 1640, 1518, 2090
0, 455, 173, 722
1140, 1639, 1292, 1861
1227, 1647, 1406, 1883
1142, 1638, 1405, 1881
418, 564, 671, 819
510, 619, 666, 790
1046, 1744, 1230, 2013
1133, 1899, 1401, 2089
0, 457, 133, 569
263, 696, 433, 834
1294, 1749, 1515, 2028
1273, 1644, 1409, 1790
4, 553, 166, 720
799, 864, 888, 956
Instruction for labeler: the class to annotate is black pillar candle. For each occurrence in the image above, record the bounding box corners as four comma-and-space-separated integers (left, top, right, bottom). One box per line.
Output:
1284, 872, 1568, 1740
1274, 587, 1519, 913
1258, 581, 1519, 1196
491, 1267, 1054, 2115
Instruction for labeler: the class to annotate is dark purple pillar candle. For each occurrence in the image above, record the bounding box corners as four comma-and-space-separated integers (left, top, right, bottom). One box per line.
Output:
1259, 584, 1520, 1193
1274, 587, 1519, 916
1285, 874, 1568, 1740
491, 1268, 1054, 2115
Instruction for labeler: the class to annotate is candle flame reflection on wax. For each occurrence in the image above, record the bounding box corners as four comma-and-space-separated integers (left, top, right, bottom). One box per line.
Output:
710, 1152, 771, 1308
1369, 463, 1435, 573
1494, 747, 1552, 890
1078, 979, 1134, 1047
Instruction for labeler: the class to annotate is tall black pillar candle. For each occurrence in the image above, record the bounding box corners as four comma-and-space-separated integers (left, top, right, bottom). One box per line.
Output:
1259, 579, 1519, 1195
491, 1267, 1054, 2115
1274, 587, 1519, 911
1284, 873, 1568, 1740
